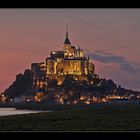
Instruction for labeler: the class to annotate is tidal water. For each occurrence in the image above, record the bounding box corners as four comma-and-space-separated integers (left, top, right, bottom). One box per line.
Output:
0, 108, 45, 116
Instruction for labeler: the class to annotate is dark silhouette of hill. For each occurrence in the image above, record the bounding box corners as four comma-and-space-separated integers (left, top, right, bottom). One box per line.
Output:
3, 69, 140, 99
4, 69, 32, 98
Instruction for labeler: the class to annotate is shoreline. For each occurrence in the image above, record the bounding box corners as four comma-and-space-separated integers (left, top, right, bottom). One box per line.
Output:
0, 107, 52, 117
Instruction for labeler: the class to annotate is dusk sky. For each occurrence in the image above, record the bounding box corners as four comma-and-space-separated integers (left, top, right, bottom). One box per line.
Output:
0, 9, 140, 92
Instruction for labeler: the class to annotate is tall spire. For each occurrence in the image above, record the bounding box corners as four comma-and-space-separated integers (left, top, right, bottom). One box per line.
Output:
64, 20, 71, 45
66, 21, 68, 38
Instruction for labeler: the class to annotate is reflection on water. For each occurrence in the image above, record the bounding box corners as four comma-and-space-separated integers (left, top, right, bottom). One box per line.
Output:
0, 108, 45, 116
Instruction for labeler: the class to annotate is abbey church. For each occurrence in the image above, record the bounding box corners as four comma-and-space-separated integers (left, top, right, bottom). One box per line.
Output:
31, 26, 99, 93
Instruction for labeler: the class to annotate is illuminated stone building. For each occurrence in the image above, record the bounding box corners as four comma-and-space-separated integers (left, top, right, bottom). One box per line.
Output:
31, 26, 99, 94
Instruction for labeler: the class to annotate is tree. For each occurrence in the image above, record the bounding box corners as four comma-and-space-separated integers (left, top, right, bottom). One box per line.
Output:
62, 75, 76, 90
4, 69, 32, 98
48, 78, 58, 88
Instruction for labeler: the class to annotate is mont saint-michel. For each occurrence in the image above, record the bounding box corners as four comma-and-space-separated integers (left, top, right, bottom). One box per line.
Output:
1, 26, 140, 105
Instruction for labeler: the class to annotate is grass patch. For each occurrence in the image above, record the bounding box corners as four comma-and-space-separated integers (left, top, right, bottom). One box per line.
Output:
0, 104, 140, 131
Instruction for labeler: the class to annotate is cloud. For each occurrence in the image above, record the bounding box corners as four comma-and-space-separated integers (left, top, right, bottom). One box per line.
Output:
120, 63, 136, 74
87, 52, 124, 64
66, 15, 104, 30
104, 65, 114, 69
85, 51, 139, 74
94, 42, 138, 53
